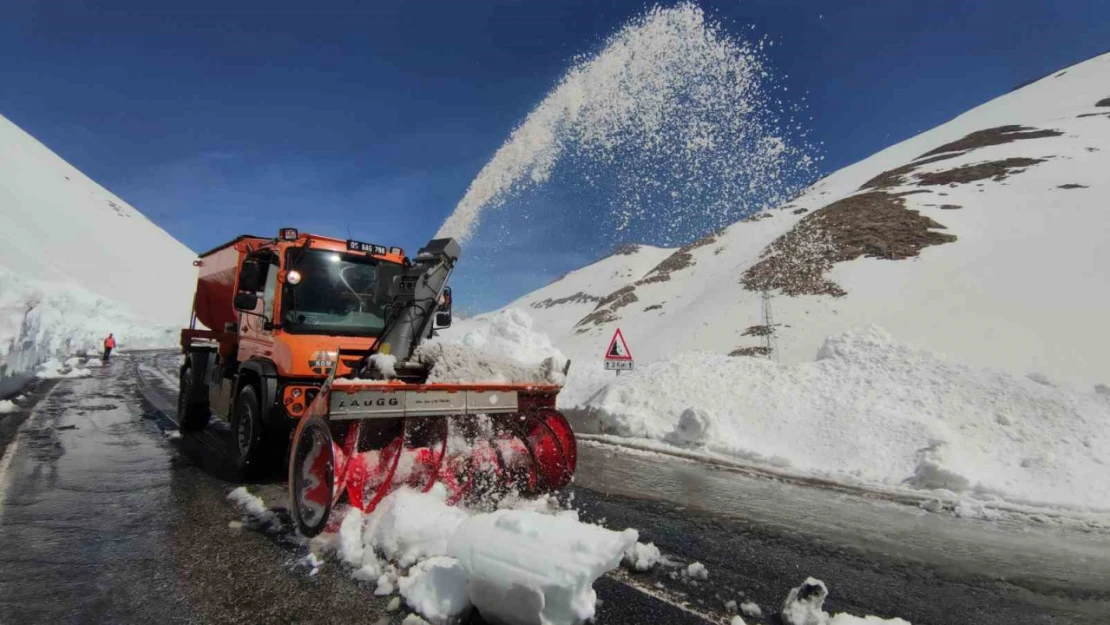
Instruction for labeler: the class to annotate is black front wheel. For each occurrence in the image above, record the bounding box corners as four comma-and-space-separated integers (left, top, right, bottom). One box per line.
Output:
178, 364, 211, 431
230, 384, 275, 478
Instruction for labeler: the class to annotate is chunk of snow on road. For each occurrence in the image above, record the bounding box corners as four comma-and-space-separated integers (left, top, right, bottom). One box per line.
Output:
386, 596, 401, 612
0, 400, 16, 414
375, 571, 397, 596
164, 429, 182, 440
299, 552, 325, 577
35, 358, 91, 379
623, 541, 663, 571
730, 617, 747, 625
363, 484, 470, 568
337, 507, 366, 567
683, 561, 709, 580
85, 357, 103, 368
449, 509, 638, 625
226, 487, 282, 532
725, 599, 738, 612
401, 614, 431, 625
584, 326, 1110, 509
740, 600, 763, 618
782, 578, 912, 625
398, 556, 470, 624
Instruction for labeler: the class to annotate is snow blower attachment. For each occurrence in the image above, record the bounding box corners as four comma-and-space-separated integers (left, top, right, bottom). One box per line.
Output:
288, 238, 577, 537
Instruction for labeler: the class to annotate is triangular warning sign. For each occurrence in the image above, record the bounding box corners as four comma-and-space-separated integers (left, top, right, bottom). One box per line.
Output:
604, 328, 633, 361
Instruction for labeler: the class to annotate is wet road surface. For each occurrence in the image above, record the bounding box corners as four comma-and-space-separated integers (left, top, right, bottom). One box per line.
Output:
1, 350, 1108, 625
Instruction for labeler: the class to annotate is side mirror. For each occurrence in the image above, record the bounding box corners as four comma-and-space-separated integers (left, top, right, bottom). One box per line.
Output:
234, 292, 259, 311
434, 311, 452, 329
434, 286, 453, 329
238, 261, 266, 293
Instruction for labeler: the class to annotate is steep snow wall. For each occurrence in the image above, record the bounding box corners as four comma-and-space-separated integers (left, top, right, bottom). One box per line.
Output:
0, 113, 196, 326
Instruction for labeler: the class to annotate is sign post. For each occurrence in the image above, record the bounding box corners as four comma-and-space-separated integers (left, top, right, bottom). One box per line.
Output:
603, 328, 634, 375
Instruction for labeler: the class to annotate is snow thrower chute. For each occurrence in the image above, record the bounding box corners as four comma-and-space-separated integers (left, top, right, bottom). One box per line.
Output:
287, 238, 576, 537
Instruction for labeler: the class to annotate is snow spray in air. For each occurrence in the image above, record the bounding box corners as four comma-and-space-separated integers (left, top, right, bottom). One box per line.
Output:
436, 2, 820, 247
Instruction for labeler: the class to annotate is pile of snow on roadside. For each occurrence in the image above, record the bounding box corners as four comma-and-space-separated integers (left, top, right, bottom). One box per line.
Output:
421, 308, 568, 385
315, 483, 637, 625
0, 399, 16, 414
782, 577, 911, 625
586, 326, 1110, 509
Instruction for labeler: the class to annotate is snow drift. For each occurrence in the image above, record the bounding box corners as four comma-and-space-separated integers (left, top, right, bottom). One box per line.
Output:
587, 325, 1110, 510
440, 308, 1110, 510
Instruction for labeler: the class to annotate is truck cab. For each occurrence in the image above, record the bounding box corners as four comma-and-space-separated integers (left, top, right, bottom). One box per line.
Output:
177, 227, 452, 476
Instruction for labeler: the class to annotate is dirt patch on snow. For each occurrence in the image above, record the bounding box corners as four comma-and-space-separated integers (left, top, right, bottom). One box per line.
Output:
531, 292, 600, 309
915, 157, 1046, 186
860, 153, 964, 190
742, 191, 957, 297
1057, 183, 1089, 190
635, 232, 719, 285
574, 286, 639, 331
742, 325, 773, 337
1077, 112, 1110, 119
940, 204, 962, 210
612, 244, 642, 256
729, 346, 771, 357
1096, 97, 1110, 107
919, 125, 1063, 158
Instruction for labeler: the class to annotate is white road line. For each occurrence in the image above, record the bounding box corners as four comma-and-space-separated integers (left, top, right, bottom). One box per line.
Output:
0, 383, 60, 521
605, 568, 721, 623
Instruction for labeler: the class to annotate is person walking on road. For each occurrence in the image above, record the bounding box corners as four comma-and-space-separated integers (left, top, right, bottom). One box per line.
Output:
103, 333, 116, 362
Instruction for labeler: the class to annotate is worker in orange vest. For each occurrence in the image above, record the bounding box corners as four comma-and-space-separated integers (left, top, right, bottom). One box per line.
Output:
103, 333, 116, 362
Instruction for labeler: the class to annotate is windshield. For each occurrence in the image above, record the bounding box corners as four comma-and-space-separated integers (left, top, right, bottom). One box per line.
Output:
282, 249, 402, 336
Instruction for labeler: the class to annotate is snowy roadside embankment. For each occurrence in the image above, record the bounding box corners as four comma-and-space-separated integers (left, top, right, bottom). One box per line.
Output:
0, 268, 177, 382
442, 309, 1110, 511
584, 326, 1110, 510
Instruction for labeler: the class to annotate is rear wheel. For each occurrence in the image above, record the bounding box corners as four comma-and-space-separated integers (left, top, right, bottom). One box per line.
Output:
177, 364, 211, 431
231, 384, 274, 478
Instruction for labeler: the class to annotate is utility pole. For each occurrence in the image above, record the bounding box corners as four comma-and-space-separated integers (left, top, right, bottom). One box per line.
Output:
761, 289, 779, 362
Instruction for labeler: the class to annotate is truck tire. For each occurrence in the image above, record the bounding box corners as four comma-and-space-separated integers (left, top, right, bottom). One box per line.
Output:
178, 364, 211, 431
231, 384, 275, 478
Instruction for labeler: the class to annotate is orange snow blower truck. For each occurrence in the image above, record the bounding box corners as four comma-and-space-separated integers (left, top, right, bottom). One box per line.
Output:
179, 228, 576, 535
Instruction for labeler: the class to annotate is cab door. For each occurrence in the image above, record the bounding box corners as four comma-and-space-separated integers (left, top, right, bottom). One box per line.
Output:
237, 253, 279, 362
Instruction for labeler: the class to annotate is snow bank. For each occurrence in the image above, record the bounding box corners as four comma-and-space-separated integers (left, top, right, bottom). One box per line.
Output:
585, 326, 1110, 509
782, 578, 911, 625
422, 308, 568, 385
0, 268, 177, 381
317, 483, 636, 625
0, 399, 16, 414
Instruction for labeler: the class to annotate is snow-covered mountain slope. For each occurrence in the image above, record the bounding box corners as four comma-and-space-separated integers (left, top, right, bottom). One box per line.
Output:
0, 114, 196, 325
502, 244, 675, 341
491, 52, 1110, 391
0, 113, 196, 378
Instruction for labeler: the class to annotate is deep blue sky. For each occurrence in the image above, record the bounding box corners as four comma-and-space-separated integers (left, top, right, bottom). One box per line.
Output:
2, 1, 1108, 311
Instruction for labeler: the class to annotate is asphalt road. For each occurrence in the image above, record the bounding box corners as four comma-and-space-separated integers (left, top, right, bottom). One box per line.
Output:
1, 350, 1107, 625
